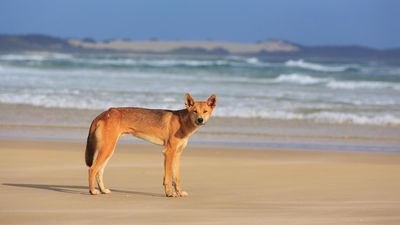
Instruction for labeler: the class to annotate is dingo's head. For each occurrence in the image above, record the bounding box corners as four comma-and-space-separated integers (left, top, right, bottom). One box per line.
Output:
184, 93, 217, 126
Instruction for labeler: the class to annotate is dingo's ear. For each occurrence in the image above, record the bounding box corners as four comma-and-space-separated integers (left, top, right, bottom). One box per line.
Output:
184, 93, 195, 108
207, 94, 217, 109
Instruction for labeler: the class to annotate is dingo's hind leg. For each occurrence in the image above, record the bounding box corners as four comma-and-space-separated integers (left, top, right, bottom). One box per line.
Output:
96, 156, 113, 194
89, 147, 116, 194
89, 153, 106, 195
88, 126, 118, 195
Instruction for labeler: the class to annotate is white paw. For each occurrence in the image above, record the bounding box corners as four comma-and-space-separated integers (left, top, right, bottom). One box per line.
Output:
166, 191, 178, 197
101, 189, 111, 194
178, 191, 188, 197
90, 189, 101, 195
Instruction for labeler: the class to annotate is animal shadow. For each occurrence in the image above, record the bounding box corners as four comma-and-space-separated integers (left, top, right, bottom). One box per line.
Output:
2, 183, 164, 197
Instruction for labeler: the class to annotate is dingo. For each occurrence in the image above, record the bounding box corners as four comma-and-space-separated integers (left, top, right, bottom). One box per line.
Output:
85, 93, 217, 197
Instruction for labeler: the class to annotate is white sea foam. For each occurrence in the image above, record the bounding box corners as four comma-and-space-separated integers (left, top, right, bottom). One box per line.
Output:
0, 54, 224, 67
246, 57, 260, 64
140, 59, 229, 67
215, 108, 400, 125
326, 80, 395, 90
285, 59, 353, 72
0, 53, 268, 68
307, 112, 400, 126
162, 97, 177, 102
1, 89, 400, 126
0, 54, 46, 61
271, 73, 400, 91
273, 73, 328, 85
0, 91, 129, 110
227, 56, 260, 64
0, 53, 73, 61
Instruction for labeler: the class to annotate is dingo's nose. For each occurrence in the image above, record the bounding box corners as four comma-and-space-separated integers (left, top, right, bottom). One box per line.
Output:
197, 118, 204, 124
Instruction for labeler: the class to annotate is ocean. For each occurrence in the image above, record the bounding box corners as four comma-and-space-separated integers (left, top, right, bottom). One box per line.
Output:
1, 53, 399, 126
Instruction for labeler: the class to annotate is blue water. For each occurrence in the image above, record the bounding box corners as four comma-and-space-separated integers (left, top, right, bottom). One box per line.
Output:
0, 53, 400, 126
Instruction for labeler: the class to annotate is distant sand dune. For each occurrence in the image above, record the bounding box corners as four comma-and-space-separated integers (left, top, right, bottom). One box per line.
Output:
68, 39, 299, 54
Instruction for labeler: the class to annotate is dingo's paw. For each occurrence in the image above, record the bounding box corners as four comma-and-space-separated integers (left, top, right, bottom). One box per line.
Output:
177, 191, 188, 197
90, 189, 101, 195
101, 189, 111, 194
166, 191, 178, 197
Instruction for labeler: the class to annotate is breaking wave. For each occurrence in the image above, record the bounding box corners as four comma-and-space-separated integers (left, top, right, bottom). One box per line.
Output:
273, 73, 328, 85
272, 73, 400, 90
1, 91, 399, 126
0, 53, 265, 68
285, 59, 357, 72
217, 107, 400, 126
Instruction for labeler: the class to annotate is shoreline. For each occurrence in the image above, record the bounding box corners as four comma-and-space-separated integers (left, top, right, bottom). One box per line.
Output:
1, 128, 400, 153
1, 102, 400, 152
1, 102, 400, 153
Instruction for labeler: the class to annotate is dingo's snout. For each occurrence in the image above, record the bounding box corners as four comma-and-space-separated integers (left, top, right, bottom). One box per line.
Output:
196, 117, 204, 125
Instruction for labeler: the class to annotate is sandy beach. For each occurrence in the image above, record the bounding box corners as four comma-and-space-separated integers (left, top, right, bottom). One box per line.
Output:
1, 139, 400, 225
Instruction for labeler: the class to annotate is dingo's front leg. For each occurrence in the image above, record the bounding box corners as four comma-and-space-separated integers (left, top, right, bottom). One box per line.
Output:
163, 147, 176, 197
173, 152, 188, 197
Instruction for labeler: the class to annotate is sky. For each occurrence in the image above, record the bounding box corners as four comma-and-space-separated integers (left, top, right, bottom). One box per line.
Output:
0, 0, 399, 49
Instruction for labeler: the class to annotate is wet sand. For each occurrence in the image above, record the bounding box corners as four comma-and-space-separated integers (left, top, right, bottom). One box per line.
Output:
1, 103, 400, 151
1, 140, 400, 225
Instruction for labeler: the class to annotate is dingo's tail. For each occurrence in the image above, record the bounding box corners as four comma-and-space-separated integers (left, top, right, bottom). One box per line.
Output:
85, 117, 100, 167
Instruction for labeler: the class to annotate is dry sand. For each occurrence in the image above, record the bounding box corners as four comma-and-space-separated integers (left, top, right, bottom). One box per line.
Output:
1, 140, 400, 225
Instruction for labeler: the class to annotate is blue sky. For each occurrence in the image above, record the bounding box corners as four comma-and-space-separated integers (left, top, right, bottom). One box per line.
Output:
0, 0, 399, 48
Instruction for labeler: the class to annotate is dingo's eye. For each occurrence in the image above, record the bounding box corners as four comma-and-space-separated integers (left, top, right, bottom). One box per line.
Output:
203, 110, 208, 113
194, 110, 198, 113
